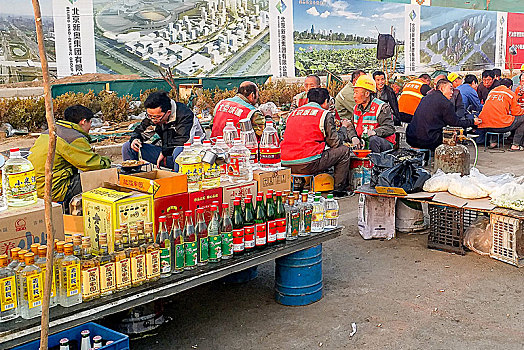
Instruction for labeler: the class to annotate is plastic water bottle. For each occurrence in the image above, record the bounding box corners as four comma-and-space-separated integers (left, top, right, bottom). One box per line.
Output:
4, 148, 37, 207
239, 118, 259, 168
311, 196, 325, 234
324, 194, 339, 228
223, 119, 238, 148
259, 121, 281, 170
227, 138, 253, 183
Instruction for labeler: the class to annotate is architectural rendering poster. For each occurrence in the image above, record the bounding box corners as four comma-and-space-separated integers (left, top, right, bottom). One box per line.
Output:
418, 5, 497, 72
53, 0, 96, 78
292, 0, 405, 77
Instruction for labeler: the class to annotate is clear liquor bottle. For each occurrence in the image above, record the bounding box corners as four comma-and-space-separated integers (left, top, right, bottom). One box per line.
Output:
58, 243, 82, 307
183, 210, 197, 270
7, 247, 21, 270
208, 205, 222, 263
54, 241, 65, 300
0, 254, 19, 322
72, 234, 82, 259
112, 231, 131, 291
80, 329, 91, 350
171, 212, 184, 274
19, 252, 42, 319
214, 136, 230, 182
299, 191, 313, 237
196, 208, 209, 266
285, 196, 300, 240
228, 138, 253, 183
144, 222, 161, 282
156, 216, 172, 278
311, 196, 326, 234
220, 203, 233, 260
30, 243, 39, 256
324, 194, 339, 229
93, 335, 103, 348
59, 338, 70, 350
128, 227, 146, 287
13, 249, 28, 299
223, 119, 239, 148
97, 233, 116, 296
80, 237, 100, 302
36, 245, 57, 307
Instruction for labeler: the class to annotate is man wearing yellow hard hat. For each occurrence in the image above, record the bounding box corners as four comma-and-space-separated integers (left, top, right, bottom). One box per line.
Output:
345, 75, 396, 153
447, 72, 466, 120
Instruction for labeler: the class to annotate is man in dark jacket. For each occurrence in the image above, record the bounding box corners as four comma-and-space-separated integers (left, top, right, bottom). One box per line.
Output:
122, 91, 203, 170
477, 69, 500, 104
447, 72, 465, 120
373, 71, 400, 125
406, 79, 481, 150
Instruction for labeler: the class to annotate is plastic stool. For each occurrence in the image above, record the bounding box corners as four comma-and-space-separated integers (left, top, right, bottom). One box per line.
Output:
484, 132, 507, 151
291, 174, 315, 192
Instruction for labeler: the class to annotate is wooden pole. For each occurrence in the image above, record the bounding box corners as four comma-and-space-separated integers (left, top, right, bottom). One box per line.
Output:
30, 0, 57, 349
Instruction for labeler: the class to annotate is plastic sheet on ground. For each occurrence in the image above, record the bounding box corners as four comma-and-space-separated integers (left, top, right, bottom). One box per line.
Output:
464, 216, 491, 256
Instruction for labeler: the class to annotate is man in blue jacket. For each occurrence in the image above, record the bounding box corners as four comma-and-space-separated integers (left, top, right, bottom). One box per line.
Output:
407, 79, 481, 151
457, 74, 483, 119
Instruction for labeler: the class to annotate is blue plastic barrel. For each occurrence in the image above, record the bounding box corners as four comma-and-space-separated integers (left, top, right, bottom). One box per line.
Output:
275, 244, 323, 306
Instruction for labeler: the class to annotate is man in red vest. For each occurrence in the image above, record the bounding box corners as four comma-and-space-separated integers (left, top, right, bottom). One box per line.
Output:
347, 75, 396, 153
211, 81, 265, 139
290, 75, 337, 117
281, 88, 352, 197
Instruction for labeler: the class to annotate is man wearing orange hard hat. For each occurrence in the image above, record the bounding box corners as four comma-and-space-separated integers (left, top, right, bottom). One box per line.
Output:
346, 75, 396, 153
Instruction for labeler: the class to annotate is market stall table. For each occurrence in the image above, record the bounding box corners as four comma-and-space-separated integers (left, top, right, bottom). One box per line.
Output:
0, 227, 342, 349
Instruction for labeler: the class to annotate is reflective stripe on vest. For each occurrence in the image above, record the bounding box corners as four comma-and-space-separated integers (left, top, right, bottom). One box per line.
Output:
281, 104, 327, 165
353, 98, 396, 145
211, 96, 256, 138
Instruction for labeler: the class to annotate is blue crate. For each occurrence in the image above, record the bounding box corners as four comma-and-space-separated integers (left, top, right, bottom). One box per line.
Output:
13, 322, 129, 350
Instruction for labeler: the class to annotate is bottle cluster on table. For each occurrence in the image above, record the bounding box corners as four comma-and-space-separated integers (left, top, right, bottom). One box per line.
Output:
0, 193, 339, 322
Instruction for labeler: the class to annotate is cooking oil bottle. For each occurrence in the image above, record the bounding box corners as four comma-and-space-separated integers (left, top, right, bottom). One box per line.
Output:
3, 148, 37, 207
176, 143, 202, 192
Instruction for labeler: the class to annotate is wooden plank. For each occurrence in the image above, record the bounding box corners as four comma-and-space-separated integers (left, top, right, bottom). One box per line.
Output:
0, 227, 342, 348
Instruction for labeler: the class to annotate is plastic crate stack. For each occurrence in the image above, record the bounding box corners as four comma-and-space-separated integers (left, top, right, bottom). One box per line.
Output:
490, 214, 524, 267
427, 204, 481, 255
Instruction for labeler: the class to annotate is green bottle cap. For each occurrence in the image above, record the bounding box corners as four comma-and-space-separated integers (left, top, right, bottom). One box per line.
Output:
327, 194, 334, 199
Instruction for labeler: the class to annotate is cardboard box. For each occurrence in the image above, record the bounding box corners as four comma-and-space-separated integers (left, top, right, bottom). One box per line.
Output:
154, 192, 189, 233
253, 168, 291, 196
0, 199, 64, 257
188, 188, 222, 223
63, 214, 84, 240
119, 170, 187, 198
82, 186, 153, 253
81, 168, 119, 193
221, 180, 258, 212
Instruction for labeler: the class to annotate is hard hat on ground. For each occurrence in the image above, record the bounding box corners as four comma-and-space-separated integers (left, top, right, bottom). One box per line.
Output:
520, 63, 524, 71
447, 72, 462, 82
354, 75, 377, 93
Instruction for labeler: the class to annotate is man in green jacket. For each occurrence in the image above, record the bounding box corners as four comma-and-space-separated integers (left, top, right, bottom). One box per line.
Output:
28, 105, 111, 210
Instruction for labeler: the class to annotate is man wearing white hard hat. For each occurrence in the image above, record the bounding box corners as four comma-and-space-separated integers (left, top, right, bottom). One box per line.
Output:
345, 75, 396, 153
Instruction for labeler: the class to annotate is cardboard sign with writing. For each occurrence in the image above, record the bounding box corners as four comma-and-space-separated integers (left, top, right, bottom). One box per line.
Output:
221, 180, 258, 213
253, 168, 291, 195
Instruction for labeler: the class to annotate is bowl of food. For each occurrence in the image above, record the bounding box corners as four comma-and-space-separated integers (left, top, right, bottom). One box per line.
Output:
120, 159, 148, 172
352, 149, 371, 159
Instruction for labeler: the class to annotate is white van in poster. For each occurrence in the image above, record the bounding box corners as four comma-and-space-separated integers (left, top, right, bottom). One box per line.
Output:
53, 0, 96, 78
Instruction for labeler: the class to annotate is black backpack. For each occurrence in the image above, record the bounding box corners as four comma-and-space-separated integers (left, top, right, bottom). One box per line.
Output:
376, 34, 396, 60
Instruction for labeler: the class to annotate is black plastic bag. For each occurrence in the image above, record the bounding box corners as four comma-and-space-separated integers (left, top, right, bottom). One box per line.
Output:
377, 34, 396, 60
369, 149, 425, 187
377, 159, 431, 193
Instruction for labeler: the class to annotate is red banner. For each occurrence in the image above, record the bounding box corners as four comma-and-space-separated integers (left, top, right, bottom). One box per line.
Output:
507, 13, 524, 69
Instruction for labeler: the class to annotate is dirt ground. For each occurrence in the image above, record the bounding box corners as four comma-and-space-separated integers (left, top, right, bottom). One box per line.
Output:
122, 149, 524, 350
